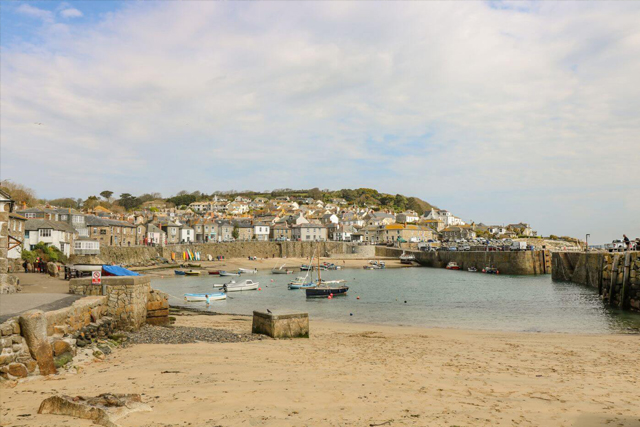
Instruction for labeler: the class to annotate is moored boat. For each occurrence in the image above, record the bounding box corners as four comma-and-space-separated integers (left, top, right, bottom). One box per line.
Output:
185, 270, 202, 276
223, 279, 259, 292
174, 270, 186, 275
399, 252, 416, 264
446, 262, 460, 270
239, 268, 257, 274
184, 292, 226, 303
305, 283, 349, 298
483, 267, 500, 274
208, 270, 220, 275
219, 271, 240, 277
468, 266, 478, 272
272, 263, 293, 274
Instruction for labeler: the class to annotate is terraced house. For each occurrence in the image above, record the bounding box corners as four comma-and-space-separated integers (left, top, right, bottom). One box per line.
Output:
381, 224, 434, 243
24, 219, 77, 256
86, 216, 136, 246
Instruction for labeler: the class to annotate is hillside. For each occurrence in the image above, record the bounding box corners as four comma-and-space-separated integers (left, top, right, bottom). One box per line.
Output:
168, 188, 437, 215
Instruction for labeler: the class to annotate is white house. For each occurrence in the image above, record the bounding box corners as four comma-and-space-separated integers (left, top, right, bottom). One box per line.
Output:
321, 213, 339, 225
179, 225, 195, 243
423, 209, 466, 227
253, 223, 270, 241
74, 237, 100, 255
24, 219, 77, 257
146, 224, 166, 246
396, 211, 420, 224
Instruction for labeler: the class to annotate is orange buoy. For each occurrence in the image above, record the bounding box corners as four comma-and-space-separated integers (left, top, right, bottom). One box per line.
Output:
356, 296, 360, 300
258, 288, 262, 291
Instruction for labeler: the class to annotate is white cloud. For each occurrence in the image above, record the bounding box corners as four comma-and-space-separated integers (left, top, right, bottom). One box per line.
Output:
15, 3, 54, 22
60, 8, 83, 19
1, 1, 640, 242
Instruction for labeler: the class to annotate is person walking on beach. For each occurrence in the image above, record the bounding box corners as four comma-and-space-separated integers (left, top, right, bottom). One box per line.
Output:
23, 261, 28, 273
623, 234, 630, 250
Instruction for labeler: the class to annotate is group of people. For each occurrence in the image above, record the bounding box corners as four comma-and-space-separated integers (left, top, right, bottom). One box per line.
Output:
22, 259, 49, 273
622, 235, 640, 250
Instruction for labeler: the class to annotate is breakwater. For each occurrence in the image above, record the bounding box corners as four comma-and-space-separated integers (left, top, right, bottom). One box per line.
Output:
552, 251, 640, 313
75, 242, 352, 266
376, 247, 551, 275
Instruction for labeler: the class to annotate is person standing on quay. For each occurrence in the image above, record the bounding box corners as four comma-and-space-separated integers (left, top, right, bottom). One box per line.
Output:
623, 234, 630, 250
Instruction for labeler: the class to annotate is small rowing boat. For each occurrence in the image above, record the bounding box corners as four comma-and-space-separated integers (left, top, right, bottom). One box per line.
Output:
239, 268, 257, 274
185, 270, 202, 276
468, 266, 478, 272
183, 292, 226, 302
174, 270, 186, 276
208, 270, 220, 275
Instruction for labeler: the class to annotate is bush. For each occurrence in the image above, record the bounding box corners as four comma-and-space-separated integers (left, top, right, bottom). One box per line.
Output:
30, 242, 67, 263
21, 250, 36, 263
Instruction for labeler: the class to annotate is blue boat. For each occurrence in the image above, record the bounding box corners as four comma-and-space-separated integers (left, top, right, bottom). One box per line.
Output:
174, 270, 186, 275
288, 282, 317, 290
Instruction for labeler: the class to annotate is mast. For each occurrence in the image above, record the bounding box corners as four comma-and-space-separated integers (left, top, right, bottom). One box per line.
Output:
317, 245, 322, 284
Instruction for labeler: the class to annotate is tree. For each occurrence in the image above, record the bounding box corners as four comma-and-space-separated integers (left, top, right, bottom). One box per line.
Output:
0, 180, 38, 207
83, 195, 100, 210
232, 225, 239, 240
117, 193, 142, 210
394, 194, 408, 211
47, 198, 78, 208
100, 191, 114, 201
309, 187, 322, 200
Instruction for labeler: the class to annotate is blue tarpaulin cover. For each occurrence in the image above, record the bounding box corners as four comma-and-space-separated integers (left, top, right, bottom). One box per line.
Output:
102, 265, 140, 276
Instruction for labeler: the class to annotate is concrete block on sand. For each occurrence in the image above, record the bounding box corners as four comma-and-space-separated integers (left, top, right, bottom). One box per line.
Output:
252, 310, 309, 339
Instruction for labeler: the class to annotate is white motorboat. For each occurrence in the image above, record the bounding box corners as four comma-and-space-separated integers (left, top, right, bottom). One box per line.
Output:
223, 279, 259, 292
184, 292, 226, 303
213, 279, 235, 289
238, 268, 257, 274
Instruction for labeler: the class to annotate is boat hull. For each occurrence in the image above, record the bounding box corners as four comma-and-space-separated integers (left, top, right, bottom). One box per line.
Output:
174, 270, 186, 275
184, 293, 226, 302
208, 271, 220, 275
305, 286, 349, 298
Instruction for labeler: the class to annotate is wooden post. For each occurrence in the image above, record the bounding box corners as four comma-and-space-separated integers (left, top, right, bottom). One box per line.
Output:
620, 252, 631, 310
608, 254, 620, 306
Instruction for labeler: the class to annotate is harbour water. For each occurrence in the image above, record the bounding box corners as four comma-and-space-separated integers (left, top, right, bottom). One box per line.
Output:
152, 267, 640, 334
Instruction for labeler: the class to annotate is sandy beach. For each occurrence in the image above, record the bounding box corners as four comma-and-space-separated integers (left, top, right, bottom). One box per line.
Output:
2, 312, 639, 427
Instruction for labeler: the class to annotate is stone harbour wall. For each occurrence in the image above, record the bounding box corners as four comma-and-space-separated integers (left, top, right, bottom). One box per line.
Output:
70, 276, 152, 331
552, 251, 640, 313
376, 247, 551, 275
78, 241, 352, 266
0, 297, 108, 380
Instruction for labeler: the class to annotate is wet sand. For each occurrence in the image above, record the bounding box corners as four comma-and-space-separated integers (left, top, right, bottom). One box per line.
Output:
2, 314, 639, 427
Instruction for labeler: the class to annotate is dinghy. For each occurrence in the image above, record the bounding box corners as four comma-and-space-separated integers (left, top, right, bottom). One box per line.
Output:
238, 268, 257, 274
184, 292, 226, 302
174, 270, 186, 276
223, 279, 259, 292
219, 271, 240, 277
185, 270, 202, 276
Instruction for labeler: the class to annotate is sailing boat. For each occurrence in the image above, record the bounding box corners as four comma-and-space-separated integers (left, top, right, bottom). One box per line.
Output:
305, 251, 348, 298
271, 262, 293, 275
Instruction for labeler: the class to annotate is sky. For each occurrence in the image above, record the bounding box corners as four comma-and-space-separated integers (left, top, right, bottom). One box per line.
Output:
1, 1, 639, 244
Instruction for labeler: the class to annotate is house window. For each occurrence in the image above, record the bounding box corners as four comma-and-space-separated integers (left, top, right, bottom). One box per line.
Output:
40, 229, 52, 237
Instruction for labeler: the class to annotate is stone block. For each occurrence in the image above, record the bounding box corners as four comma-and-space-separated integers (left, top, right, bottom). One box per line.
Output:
146, 317, 170, 326
7, 362, 28, 378
0, 321, 14, 336
146, 309, 169, 318
0, 351, 16, 365
147, 300, 168, 311
52, 340, 74, 357
252, 310, 309, 339
19, 310, 57, 376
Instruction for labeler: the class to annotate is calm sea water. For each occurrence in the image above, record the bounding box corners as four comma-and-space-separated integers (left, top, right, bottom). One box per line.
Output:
151, 267, 640, 334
